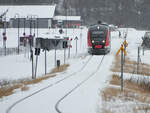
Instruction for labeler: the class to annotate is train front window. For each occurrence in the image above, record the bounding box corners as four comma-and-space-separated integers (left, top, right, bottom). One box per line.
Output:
90, 30, 107, 39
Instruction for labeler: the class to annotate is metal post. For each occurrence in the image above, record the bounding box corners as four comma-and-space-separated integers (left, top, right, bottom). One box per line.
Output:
37, 18, 38, 38
65, 0, 67, 36
24, 18, 26, 34
123, 46, 126, 64
76, 39, 77, 55
137, 47, 140, 74
54, 39, 57, 67
55, 48, 56, 67
4, 41, 6, 56
64, 48, 66, 64
45, 49, 47, 75
4, 16, 6, 56
24, 44, 27, 57
33, 19, 35, 37
68, 47, 70, 58
17, 17, 20, 54
80, 28, 82, 49
31, 49, 34, 79
143, 47, 144, 56
30, 17, 32, 36
35, 55, 38, 78
121, 46, 124, 91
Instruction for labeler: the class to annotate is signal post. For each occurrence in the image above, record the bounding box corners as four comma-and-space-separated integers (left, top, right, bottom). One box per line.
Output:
116, 43, 127, 91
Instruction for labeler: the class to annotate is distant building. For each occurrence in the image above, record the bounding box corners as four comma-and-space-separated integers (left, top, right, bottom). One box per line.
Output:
52, 16, 81, 28
0, 5, 56, 28
0, 5, 82, 29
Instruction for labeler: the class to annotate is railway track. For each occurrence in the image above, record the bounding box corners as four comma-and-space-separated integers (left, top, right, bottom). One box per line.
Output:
55, 55, 105, 113
6, 55, 93, 113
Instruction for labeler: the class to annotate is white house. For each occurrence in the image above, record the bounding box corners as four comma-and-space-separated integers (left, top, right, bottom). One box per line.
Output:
0, 5, 56, 28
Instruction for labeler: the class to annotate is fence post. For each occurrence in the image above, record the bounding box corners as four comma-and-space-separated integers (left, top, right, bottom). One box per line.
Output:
137, 47, 140, 74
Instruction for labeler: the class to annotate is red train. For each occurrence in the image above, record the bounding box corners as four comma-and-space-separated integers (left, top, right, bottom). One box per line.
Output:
87, 23, 111, 55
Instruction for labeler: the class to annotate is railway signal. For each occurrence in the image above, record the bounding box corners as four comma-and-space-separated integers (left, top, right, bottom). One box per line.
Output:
35, 48, 40, 55
34, 48, 40, 78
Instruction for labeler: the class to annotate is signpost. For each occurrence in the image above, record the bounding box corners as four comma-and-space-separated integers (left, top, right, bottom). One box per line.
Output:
45, 49, 47, 74
1, 10, 7, 56
63, 40, 68, 64
34, 48, 40, 78
63, 37, 69, 64
123, 40, 128, 63
3, 32, 7, 56
116, 44, 127, 91
35, 38, 69, 76
68, 38, 72, 58
74, 36, 78, 55
30, 48, 34, 79
80, 28, 83, 49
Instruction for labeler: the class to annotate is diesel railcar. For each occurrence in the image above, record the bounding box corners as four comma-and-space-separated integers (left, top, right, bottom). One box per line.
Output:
87, 24, 111, 55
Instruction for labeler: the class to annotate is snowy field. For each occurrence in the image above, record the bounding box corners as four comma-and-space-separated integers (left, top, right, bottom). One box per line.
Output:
101, 28, 150, 113
0, 28, 88, 80
0, 27, 149, 113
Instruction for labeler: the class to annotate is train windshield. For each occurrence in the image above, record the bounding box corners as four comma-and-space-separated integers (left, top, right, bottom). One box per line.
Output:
90, 27, 107, 39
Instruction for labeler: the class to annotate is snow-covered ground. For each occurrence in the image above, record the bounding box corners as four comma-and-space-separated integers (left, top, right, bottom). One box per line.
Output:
101, 28, 150, 113
0, 28, 88, 80
0, 26, 149, 113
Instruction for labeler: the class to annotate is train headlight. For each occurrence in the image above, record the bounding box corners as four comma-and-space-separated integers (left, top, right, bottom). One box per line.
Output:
102, 40, 105, 43
92, 40, 94, 43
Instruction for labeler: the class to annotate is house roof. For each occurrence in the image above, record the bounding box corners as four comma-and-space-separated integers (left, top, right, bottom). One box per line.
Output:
0, 5, 56, 19
53, 16, 81, 21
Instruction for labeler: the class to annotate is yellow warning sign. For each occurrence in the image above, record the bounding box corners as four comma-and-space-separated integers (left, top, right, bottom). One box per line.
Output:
116, 45, 127, 56
123, 40, 128, 47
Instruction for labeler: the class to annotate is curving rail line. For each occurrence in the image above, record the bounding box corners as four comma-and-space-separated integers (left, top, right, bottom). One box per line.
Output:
6, 55, 93, 113
55, 55, 105, 113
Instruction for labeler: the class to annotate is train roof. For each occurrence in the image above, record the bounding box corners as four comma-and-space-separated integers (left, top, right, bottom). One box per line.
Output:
89, 24, 109, 30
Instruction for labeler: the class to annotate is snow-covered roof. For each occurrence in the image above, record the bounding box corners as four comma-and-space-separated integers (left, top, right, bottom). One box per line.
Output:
0, 5, 56, 19
53, 16, 81, 21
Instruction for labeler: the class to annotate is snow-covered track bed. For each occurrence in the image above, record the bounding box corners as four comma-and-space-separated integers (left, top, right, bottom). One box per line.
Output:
6, 55, 93, 113
55, 55, 105, 113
